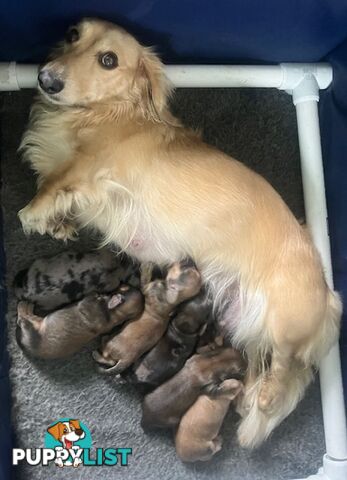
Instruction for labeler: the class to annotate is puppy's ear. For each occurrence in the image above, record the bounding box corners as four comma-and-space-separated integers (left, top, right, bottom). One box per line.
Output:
198, 323, 208, 336
47, 422, 63, 441
137, 48, 172, 122
108, 294, 124, 310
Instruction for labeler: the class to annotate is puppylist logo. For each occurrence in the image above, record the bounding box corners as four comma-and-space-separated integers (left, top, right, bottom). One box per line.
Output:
13, 418, 132, 468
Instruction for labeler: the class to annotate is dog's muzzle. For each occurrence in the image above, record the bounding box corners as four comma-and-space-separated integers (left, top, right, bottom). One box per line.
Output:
38, 69, 64, 94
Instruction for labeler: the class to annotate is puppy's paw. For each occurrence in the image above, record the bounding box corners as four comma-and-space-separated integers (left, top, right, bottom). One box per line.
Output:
216, 379, 244, 399
47, 220, 77, 242
99, 359, 126, 375
212, 435, 223, 453
93, 351, 127, 375
17, 301, 34, 320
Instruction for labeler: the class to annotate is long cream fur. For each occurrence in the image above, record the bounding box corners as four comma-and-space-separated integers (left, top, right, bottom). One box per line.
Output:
18, 18, 341, 448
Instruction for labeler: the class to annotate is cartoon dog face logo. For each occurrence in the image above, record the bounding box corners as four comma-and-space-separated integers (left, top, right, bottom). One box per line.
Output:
47, 419, 85, 449
45, 419, 91, 468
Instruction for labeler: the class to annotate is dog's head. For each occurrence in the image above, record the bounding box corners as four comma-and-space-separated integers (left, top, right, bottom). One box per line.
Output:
37, 18, 171, 120
47, 419, 85, 447
165, 260, 202, 305
142, 260, 202, 313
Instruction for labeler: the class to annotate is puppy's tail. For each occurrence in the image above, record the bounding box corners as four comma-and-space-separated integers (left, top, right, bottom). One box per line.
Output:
237, 364, 313, 449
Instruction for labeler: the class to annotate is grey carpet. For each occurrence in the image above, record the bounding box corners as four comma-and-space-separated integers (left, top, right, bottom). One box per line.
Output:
1, 89, 324, 479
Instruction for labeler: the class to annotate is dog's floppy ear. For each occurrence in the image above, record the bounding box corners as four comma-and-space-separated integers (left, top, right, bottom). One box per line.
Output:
69, 419, 81, 430
137, 48, 172, 122
47, 422, 64, 441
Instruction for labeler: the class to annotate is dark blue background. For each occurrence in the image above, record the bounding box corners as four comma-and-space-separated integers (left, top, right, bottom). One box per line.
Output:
1, 3, 347, 479
1, 1, 347, 63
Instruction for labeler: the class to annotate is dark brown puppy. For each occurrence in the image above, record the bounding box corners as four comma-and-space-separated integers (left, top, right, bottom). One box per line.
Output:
141, 346, 246, 430
93, 261, 202, 374
16, 285, 143, 359
175, 378, 243, 462
125, 292, 212, 390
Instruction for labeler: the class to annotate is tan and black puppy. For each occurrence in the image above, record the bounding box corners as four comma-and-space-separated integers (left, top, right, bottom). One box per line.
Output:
125, 292, 212, 390
93, 260, 201, 374
141, 346, 246, 430
175, 378, 243, 462
16, 285, 143, 359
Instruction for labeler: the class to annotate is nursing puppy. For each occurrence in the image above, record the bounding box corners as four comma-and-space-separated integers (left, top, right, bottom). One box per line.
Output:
18, 18, 341, 447
16, 285, 143, 359
93, 261, 201, 374
125, 291, 212, 390
14, 249, 140, 312
175, 378, 243, 462
141, 346, 245, 430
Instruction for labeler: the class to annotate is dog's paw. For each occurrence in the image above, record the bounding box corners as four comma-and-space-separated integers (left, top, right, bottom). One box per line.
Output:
258, 377, 283, 414
18, 203, 49, 235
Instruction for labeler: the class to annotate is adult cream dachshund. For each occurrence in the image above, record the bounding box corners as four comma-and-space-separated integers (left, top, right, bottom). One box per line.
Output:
18, 18, 341, 448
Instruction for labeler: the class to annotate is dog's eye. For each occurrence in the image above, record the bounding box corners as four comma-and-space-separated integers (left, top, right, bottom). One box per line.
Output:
99, 52, 118, 70
63, 428, 68, 433
65, 27, 79, 44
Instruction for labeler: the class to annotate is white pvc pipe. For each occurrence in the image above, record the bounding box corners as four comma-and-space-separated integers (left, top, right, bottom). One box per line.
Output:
0, 62, 38, 90
0, 62, 333, 91
15, 64, 39, 88
293, 76, 347, 465
166, 63, 333, 90
166, 64, 284, 88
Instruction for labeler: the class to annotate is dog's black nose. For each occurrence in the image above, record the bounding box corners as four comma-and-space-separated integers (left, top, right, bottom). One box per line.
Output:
38, 70, 64, 94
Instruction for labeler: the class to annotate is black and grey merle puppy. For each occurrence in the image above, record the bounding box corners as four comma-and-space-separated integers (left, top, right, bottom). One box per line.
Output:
14, 249, 141, 312
124, 291, 213, 391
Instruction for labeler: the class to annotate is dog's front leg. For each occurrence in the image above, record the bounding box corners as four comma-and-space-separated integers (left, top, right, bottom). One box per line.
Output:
18, 161, 88, 241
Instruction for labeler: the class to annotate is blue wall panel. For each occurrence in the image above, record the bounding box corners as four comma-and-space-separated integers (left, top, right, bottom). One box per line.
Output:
1, 1, 347, 63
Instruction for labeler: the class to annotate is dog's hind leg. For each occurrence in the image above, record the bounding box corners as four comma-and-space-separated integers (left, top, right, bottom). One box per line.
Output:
236, 320, 315, 449
257, 347, 298, 414
237, 355, 313, 448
